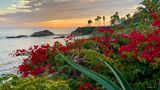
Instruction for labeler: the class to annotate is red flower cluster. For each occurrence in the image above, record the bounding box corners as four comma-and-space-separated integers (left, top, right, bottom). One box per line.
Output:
118, 13, 160, 62
15, 49, 27, 56
48, 68, 56, 74
30, 65, 46, 76
17, 42, 70, 77
94, 28, 116, 56
65, 34, 75, 43
152, 13, 160, 29
98, 27, 114, 34
150, 12, 158, 20
119, 30, 160, 62
79, 82, 97, 90
93, 13, 160, 63
19, 64, 30, 71
53, 41, 70, 54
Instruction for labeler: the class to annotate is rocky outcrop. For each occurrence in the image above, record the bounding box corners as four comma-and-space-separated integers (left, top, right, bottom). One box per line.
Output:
30, 30, 54, 37
71, 27, 96, 36
53, 36, 65, 39
6, 35, 28, 38
71, 26, 112, 36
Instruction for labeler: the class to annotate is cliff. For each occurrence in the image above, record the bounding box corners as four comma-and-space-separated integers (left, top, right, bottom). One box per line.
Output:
71, 26, 112, 36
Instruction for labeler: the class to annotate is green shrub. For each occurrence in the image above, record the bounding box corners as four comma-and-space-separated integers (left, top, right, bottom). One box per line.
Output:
0, 74, 70, 90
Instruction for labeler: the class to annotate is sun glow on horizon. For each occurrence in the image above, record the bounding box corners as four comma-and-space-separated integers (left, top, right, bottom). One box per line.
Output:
31, 17, 110, 28
0, 0, 142, 29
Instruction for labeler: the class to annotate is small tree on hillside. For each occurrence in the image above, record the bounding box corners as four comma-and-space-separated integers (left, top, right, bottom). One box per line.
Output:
88, 19, 93, 26
102, 16, 106, 26
110, 12, 120, 26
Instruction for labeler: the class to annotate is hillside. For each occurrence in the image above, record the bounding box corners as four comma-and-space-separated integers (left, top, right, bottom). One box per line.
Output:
71, 26, 112, 36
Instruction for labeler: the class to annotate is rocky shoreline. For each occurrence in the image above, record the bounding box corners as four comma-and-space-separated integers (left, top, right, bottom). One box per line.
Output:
71, 26, 112, 36
6, 26, 112, 39
6, 30, 65, 39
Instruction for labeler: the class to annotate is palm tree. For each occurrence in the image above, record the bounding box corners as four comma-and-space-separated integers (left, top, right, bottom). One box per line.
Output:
110, 12, 120, 25
88, 19, 93, 26
96, 16, 101, 26
137, 0, 160, 22
95, 18, 98, 26
126, 14, 131, 20
137, 0, 160, 13
102, 16, 105, 26
114, 12, 120, 21
110, 16, 115, 26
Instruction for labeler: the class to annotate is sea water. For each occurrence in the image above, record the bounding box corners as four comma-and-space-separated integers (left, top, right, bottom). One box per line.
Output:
0, 28, 75, 75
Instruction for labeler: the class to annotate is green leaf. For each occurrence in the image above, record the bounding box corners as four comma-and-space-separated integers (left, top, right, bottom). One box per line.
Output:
97, 57, 132, 90
57, 50, 121, 90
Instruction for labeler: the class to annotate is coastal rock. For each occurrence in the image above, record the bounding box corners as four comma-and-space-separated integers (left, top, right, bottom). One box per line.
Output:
31, 30, 54, 37
6, 35, 28, 38
53, 36, 65, 39
71, 27, 96, 36
71, 26, 112, 36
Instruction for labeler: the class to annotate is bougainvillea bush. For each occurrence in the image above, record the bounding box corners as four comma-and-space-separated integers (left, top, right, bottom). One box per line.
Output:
1, 12, 160, 90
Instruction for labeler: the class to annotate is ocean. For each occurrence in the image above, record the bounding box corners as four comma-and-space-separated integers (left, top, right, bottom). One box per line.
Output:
0, 28, 75, 75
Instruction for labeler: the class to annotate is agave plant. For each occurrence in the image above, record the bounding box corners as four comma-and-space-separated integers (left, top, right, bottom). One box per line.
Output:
56, 50, 132, 90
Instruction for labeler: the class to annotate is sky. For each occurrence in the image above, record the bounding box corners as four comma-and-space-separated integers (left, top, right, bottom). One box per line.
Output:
0, 0, 143, 29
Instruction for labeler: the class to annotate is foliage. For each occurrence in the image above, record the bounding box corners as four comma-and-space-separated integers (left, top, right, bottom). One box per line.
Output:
61, 49, 131, 90
57, 50, 122, 90
0, 74, 70, 90
11, 8, 160, 90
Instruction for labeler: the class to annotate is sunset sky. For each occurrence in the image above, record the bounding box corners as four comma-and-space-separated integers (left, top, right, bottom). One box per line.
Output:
0, 0, 143, 29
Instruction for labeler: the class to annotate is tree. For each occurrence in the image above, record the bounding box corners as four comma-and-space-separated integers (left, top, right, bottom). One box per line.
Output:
110, 16, 115, 26
102, 16, 106, 26
137, 0, 160, 13
113, 12, 120, 21
95, 18, 98, 26
96, 16, 101, 26
120, 17, 126, 23
110, 12, 120, 25
126, 14, 131, 20
137, 0, 160, 22
88, 19, 93, 26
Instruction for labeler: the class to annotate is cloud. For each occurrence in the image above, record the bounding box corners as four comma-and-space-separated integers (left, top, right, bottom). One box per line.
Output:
0, 18, 7, 21
0, 0, 143, 28
0, 0, 33, 15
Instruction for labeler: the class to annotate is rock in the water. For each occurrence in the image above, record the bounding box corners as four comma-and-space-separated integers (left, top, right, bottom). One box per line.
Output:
31, 30, 54, 37
6, 35, 28, 38
53, 36, 65, 39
